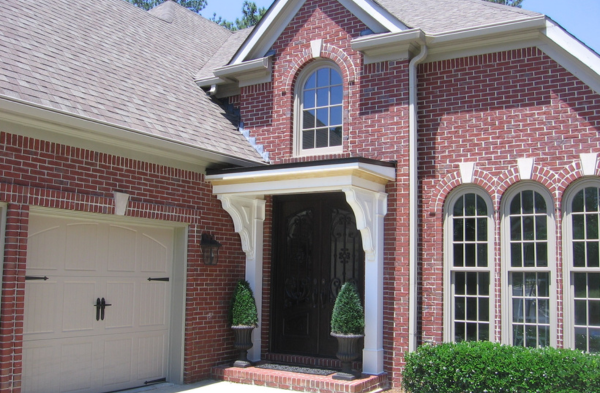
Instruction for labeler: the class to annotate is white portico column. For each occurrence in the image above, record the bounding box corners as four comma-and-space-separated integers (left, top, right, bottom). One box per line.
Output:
218, 195, 266, 362
343, 187, 387, 375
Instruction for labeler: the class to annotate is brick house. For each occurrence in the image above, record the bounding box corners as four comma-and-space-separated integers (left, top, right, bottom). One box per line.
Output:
1, 0, 599, 392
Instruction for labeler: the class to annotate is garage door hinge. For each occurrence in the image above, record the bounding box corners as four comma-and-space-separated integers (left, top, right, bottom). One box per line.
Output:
25, 275, 49, 281
147, 277, 169, 282
144, 378, 166, 385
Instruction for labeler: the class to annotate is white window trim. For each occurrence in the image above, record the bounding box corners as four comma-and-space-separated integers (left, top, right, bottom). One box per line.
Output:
501, 182, 557, 347
443, 186, 495, 343
293, 60, 344, 157
562, 178, 600, 351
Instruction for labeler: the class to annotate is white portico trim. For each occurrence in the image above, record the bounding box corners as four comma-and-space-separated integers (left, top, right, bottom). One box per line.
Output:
206, 158, 395, 375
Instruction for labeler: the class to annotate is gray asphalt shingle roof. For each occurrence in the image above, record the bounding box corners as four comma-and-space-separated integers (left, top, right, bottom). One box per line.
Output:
0, 0, 265, 163
196, 27, 255, 82
376, 0, 541, 34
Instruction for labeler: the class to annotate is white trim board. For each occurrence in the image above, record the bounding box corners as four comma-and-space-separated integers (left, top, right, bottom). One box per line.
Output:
230, 0, 407, 64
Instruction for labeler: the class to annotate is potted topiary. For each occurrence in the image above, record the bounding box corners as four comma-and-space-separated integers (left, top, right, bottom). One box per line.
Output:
330, 282, 364, 380
229, 279, 259, 368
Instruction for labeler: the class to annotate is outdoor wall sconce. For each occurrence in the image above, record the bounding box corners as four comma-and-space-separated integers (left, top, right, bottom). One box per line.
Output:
201, 233, 222, 265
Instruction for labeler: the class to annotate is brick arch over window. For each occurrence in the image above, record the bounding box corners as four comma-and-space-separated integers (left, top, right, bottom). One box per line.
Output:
433, 168, 497, 213
497, 164, 558, 211
282, 43, 357, 93
556, 159, 600, 201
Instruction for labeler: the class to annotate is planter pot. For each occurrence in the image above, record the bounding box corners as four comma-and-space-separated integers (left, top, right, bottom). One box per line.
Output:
331, 332, 363, 380
232, 326, 254, 368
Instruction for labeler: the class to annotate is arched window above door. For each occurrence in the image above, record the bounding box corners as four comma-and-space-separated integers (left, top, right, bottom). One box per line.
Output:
295, 62, 343, 156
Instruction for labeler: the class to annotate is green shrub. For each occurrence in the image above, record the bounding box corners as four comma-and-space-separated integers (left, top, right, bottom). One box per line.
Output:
402, 341, 600, 393
331, 282, 364, 335
229, 280, 258, 327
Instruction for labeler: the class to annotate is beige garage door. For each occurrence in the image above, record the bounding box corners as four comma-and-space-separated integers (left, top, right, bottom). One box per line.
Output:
22, 213, 174, 393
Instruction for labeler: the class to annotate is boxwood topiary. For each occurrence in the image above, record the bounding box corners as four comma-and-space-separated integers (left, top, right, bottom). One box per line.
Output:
229, 280, 258, 327
402, 341, 600, 393
331, 282, 364, 335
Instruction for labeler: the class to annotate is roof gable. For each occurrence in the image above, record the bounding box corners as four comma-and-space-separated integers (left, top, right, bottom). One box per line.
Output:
230, 0, 408, 64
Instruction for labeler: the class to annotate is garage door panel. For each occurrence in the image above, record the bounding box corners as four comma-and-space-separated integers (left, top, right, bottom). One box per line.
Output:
137, 333, 166, 381
62, 281, 97, 333
108, 226, 137, 272
27, 225, 64, 271
22, 342, 60, 393
102, 337, 133, 386
24, 281, 58, 335
66, 223, 100, 272
105, 281, 135, 329
140, 233, 169, 273
139, 281, 168, 327
59, 341, 94, 392
24, 214, 174, 393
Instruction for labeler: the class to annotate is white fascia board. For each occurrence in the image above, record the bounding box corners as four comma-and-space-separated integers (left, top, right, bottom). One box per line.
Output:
539, 19, 600, 94
351, 29, 424, 64
214, 57, 272, 87
337, 0, 408, 33
0, 96, 265, 171
194, 76, 229, 88
426, 16, 546, 47
231, 0, 305, 64
207, 161, 395, 182
211, 174, 387, 196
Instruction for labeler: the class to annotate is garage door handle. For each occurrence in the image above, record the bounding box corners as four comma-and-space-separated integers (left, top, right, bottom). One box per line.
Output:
100, 298, 112, 321
94, 298, 101, 321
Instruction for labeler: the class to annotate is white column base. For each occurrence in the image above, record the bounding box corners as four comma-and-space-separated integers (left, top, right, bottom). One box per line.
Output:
362, 348, 385, 375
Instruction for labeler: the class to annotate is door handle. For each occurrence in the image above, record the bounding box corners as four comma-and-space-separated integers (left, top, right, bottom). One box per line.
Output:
100, 297, 112, 321
94, 298, 101, 321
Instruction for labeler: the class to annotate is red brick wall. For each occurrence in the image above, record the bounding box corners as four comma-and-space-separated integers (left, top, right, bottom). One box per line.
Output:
0, 132, 246, 392
237, 0, 413, 387
418, 47, 600, 347
235, 0, 600, 388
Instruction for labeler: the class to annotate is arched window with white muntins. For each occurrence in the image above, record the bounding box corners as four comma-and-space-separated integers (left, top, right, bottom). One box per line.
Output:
564, 181, 600, 353
502, 184, 556, 348
444, 187, 494, 342
295, 63, 343, 156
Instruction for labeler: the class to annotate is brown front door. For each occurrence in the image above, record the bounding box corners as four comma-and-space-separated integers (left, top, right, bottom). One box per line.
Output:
271, 192, 364, 358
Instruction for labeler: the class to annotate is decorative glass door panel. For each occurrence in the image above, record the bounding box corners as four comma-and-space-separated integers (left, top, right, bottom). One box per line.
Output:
271, 193, 363, 357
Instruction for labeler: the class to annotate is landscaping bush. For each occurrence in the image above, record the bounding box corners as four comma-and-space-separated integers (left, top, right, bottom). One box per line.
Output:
228, 280, 258, 327
331, 282, 364, 335
402, 341, 600, 393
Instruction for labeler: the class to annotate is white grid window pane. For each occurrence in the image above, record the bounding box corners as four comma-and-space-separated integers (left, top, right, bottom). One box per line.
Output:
571, 187, 600, 353
301, 68, 343, 150
454, 271, 490, 341
511, 272, 550, 347
451, 193, 491, 342
508, 190, 551, 348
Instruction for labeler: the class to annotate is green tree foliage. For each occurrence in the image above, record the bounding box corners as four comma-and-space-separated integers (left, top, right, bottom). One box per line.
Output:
229, 280, 259, 327
484, 0, 523, 7
331, 282, 364, 335
210, 1, 268, 31
402, 341, 600, 393
125, 0, 207, 13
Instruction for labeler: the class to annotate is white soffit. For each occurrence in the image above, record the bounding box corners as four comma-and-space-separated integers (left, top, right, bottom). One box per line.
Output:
206, 161, 396, 196
230, 0, 406, 64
